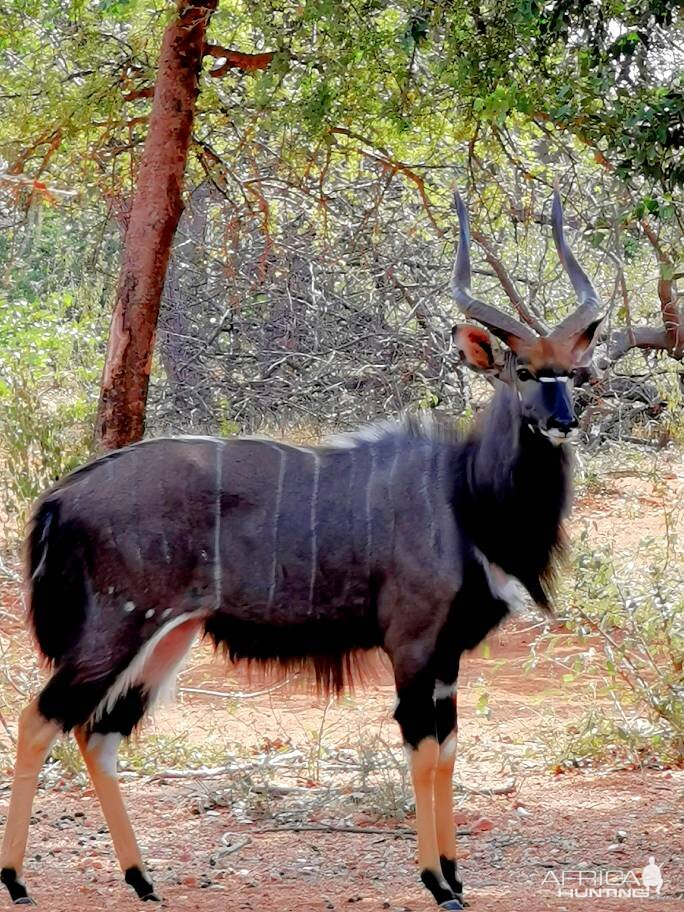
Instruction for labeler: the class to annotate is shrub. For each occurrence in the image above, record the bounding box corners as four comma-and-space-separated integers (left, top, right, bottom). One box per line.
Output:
540, 520, 683, 768
0, 293, 103, 535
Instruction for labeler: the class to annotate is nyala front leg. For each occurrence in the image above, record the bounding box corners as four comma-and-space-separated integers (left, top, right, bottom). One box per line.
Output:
434, 680, 463, 902
394, 675, 463, 910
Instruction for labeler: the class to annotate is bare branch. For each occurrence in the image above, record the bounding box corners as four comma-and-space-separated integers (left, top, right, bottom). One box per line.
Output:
605, 326, 674, 362
641, 218, 684, 358
470, 228, 548, 335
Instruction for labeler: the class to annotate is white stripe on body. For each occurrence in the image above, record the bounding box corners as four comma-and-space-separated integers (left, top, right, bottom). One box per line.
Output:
130, 451, 145, 575
308, 451, 321, 604
157, 475, 172, 564
267, 444, 287, 610
338, 448, 356, 606
104, 461, 118, 551
424, 447, 436, 554
388, 437, 400, 563
365, 447, 376, 579
213, 440, 226, 612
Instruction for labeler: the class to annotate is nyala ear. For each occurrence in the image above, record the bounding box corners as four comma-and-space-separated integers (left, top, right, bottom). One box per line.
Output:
569, 317, 604, 367
452, 324, 506, 376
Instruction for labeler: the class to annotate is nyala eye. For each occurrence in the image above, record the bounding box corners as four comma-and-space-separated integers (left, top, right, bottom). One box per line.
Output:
517, 368, 533, 382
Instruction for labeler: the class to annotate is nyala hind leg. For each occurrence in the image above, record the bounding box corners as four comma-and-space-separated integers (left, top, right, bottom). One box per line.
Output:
74, 614, 204, 902
75, 688, 159, 902
0, 698, 60, 905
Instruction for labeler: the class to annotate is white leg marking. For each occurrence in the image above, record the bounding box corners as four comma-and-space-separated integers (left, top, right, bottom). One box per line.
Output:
267, 444, 286, 610
439, 732, 458, 762
87, 732, 122, 778
213, 440, 225, 612
434, 680, 458, 700
308, 451, 321, 604
95, 610, 206, 719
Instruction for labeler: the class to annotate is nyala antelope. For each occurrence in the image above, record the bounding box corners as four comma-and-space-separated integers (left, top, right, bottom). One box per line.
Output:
1, 192, 602, 908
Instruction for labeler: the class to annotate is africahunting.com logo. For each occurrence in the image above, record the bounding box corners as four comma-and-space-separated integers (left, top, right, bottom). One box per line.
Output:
542, 857, 665, 899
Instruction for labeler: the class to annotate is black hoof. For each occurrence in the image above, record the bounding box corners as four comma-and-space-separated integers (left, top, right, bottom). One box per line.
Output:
421, 869, 457, 906
124, 866, 158, 902
439, 856, 463, 896
1, 868, 33, 905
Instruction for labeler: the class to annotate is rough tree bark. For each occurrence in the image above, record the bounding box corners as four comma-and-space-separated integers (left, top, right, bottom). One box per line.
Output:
95, 0, 218, 451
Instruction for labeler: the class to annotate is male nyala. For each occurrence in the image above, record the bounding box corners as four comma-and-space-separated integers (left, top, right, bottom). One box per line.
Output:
1, 191, 602, 909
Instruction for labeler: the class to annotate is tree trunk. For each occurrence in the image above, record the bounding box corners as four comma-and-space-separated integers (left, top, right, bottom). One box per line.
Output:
95, 0, 217, 451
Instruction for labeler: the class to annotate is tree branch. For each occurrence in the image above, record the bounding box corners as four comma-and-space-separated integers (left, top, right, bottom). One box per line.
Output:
330, 127, 442, 235
605, 326, 674, 362
470, 229, 549, 335
204, 44, 275, 76
641, 218, 684, 358
122, 86, 155, 102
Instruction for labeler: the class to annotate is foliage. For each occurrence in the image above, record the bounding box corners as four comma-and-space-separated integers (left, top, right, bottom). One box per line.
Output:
537, 515, 683, 767
1, 1, 682, 439
0, 292, 103, 529
0, 1, 682, 197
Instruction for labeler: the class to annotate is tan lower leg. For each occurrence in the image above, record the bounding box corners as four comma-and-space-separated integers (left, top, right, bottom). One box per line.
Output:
410, 737, 442, 873
434, 733, 458, 861
0, 698, 59, 874
74, 728, 146, 876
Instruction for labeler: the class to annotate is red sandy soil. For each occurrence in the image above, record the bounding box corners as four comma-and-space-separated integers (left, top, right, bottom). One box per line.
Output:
0, 461, 682, 912
8, 769, 682, 912
0, 624, 680, 912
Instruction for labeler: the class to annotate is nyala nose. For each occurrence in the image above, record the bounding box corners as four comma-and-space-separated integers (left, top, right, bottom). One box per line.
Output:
548, 415, 578, 433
